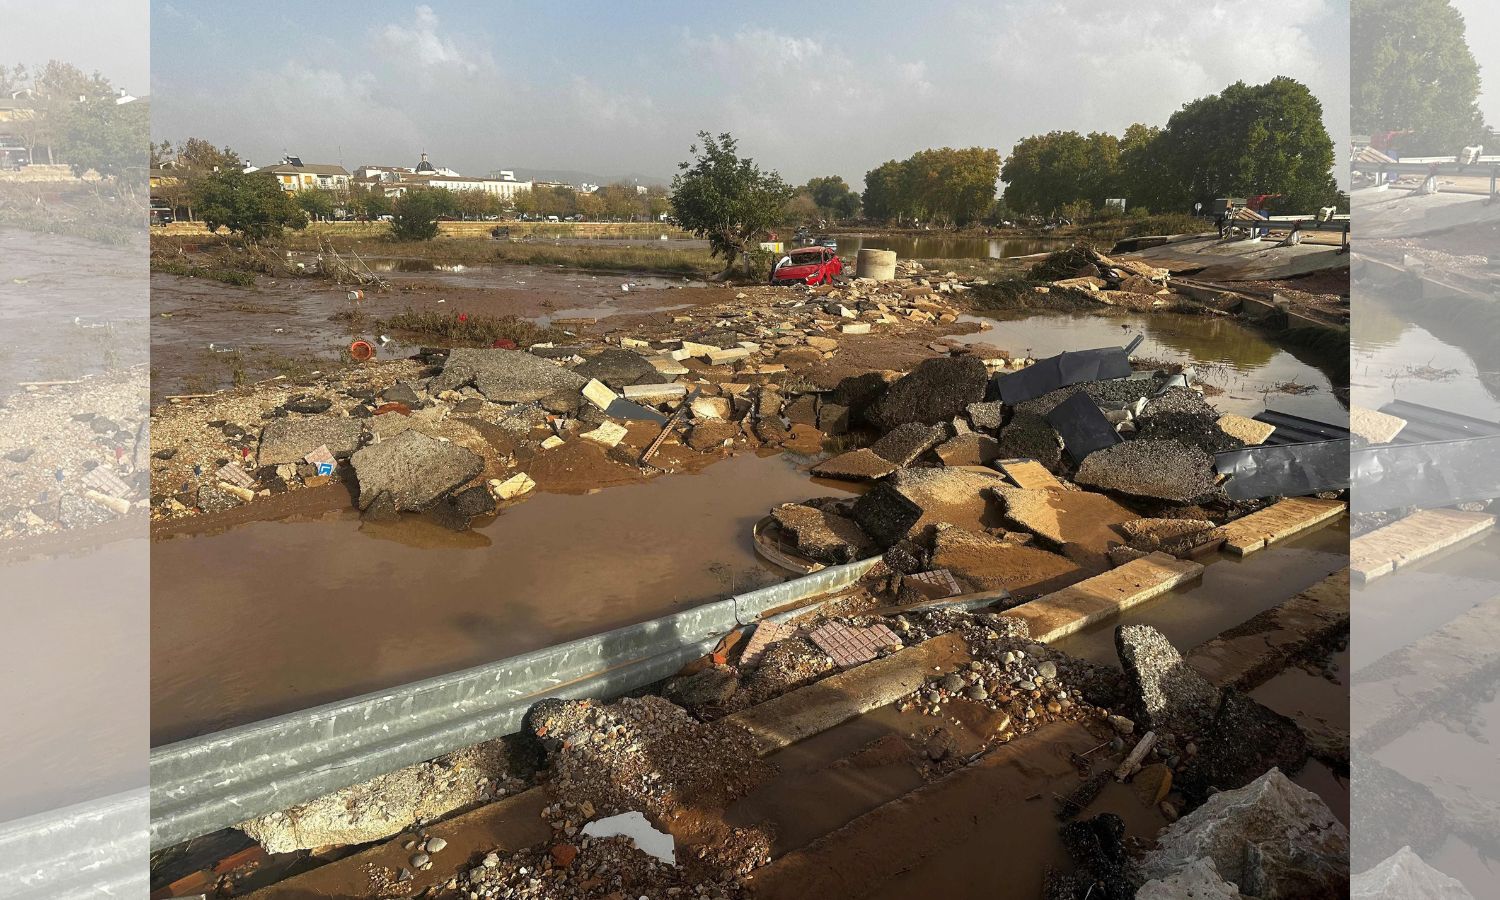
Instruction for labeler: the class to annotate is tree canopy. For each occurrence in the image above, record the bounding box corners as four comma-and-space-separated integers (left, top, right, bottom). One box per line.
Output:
192, 170, 307, 240
670, 132, 793, 277
1352, 0, 1485, 155
1001, 78, 1340, 215
390, 189, 449, 241
861, 147, 1000, 226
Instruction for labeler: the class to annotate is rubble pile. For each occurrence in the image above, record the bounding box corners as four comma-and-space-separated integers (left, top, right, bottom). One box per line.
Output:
450, 832, 754, 900
0, 370, 150, 544
1029, 245, 1178, 311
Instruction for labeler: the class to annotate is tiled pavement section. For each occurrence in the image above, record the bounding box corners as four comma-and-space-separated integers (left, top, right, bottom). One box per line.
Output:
907, 568, 962, 598
808, 621, 903, 667
739, 620, 798, 669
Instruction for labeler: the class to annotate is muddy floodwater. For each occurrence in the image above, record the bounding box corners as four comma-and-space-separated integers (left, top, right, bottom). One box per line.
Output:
949, 309, 1348, 422
0, 230, 147, 394
150, 453, 851, 745
1352, 292, 1500, 419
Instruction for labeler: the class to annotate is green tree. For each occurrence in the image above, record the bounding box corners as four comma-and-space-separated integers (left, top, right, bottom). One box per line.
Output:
863, 148, 999, 225
295, 188, 337, 221
51, 96, 149, 176
391, 189, 446, 240
193, 170, 307, 240
861, 159, 907, 223
803, 175, 863, 221
1353, 0, 1484, 155
670, 132, 793, 278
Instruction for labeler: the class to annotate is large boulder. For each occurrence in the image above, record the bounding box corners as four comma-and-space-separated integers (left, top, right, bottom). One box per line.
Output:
350, 430, 484, 513
257, 418, 365, 466
868, 356, 988, 431
1139, 769, 1350, 900
431, 348, 587, 404
1115, 623, 1222, 737
1352, 847, 1474, 900
1074, 439, 1218, 503
1138, 858, 1245, 899
573, 348, 660, 390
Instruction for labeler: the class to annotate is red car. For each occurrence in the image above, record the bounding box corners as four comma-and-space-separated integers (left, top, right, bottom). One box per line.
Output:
770, 247, 843, 285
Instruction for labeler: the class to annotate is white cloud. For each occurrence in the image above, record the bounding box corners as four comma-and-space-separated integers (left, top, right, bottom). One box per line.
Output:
375, 4, 491, 74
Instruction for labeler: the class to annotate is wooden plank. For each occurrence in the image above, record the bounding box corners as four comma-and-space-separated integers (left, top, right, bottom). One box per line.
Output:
1001, 552, 1204, 643
1350, 508, 1495, 582
997, 458, 1064, 491
1221, 497, 1346, 556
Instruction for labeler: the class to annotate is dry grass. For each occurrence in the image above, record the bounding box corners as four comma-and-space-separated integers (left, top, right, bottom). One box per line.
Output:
378, 308, 565, 347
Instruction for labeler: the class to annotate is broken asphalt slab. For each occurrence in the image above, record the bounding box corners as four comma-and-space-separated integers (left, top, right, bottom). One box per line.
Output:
432, 348, 587, 404
1074, 439, 1219, 503
257, 418, 365, 466
867, 356, 988, 431
351, 430, 484, 513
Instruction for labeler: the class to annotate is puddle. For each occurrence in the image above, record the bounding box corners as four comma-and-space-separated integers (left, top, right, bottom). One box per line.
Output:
0, 538, 148, 821
1352, 293, 1500, 419
948, 309, 1347, 421
0, 230, 147, 394
150, 453, 851, 744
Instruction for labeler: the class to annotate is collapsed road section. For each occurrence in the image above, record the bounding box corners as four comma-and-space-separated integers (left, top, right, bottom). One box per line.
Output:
146, 266, 1351, 895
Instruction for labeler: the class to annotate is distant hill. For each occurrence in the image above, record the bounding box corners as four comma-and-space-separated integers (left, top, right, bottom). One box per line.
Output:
494, 167, 671, 188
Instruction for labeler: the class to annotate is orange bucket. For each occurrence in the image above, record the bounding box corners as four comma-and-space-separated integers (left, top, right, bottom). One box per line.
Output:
349, 340, 375, 361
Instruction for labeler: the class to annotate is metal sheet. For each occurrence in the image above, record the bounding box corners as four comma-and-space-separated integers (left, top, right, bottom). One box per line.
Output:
993, 347, 1132, 405
1046, 391, 1121, 462
0, 789, 147, 899
1378, 400, 1500, 444
1253, 409, 1351, 446
149, 557, 879, 851
1351, 436, 1500, 512
1215, 440, 1350, 499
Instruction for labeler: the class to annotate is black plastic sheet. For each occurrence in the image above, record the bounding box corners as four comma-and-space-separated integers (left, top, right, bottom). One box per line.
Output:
1350, 436, 1500, 512
1046, 392, 1121, 463
993, 347, 1133, 405
1215, 440, 1350, 500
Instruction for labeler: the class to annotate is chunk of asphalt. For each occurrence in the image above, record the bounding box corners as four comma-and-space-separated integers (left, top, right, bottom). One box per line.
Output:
869, 422, 946, 466
1074, 439, 1218, 503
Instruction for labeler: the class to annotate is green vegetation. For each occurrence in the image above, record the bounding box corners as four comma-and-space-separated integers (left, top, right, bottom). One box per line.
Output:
1353, 0, 1485, 155
786, 175, 861, 223
1002, 78, 1341, 216
378, 309, 563, 347
862, 147, 1002, 227
150, 257, 257, 286
390, 189, 445, 241
193, 170, 307, 240
491, 242, 715, 276
670, 131, 794, 278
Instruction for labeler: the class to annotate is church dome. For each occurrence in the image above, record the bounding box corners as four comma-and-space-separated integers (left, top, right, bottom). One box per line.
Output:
415, 152, 435, 174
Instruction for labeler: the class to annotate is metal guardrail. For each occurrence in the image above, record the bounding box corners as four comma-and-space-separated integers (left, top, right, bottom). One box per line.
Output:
0, 789, 148, 898
149, 557, 879, 851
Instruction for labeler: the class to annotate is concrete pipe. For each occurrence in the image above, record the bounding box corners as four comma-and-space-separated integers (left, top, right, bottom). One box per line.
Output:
855, 248, 897, 281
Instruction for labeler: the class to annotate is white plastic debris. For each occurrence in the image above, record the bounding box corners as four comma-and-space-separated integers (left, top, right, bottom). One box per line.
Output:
581, 811, 675, 865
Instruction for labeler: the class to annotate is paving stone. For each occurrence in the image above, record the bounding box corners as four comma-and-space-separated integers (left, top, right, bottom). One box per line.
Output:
807, 621, 902, 667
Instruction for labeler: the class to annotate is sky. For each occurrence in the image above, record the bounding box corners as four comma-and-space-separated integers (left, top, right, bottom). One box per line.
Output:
1454, 0, 1500, 127
150, 0, 1350, 190
0, 0, 149, 93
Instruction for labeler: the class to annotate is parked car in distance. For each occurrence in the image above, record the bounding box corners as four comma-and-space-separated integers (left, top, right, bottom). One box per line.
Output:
770, 246, 843, 286
149, 206, 174, 226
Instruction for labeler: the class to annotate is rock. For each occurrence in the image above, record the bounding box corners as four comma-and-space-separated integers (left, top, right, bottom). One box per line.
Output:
381, 382, 423, 406
1138, 858, 1245, 899
489, 472, 535, 501
1116, 624, 1222, 737
829, 373, 888, 426
549, 843, 579, 869
580, 421, 629, 448
1140, 769, 1349, 899
1132, 762, 1174, 807
1052, 814, 1132, 899
935, 432, 1002, 467
691, 395, 734, 421
966, 400, 1004, 432
869, 422, 946, 466
770, 503, 876, 564
425, 837, 448, 853
663, 665, 740, 710
194, 483, 241, 513
1074, 439, 1218, 503
868, 356, 988, 431
1350, 753, 1450, 870
350, 431, 484, 513
257, 418, 365, 466
427, 484, 497, 531
811, 448, 899, 482
850, 466, 1003, 546
1352, 847, 1474, 900
284, 395, 333, 415
573, 348, 659, 389
432, 348, 587, 404
784, 394, 819, 427
806, 336, 839, 352
882, 539, 927, 575
818, 402, 850, 435
686, 421, 740, 451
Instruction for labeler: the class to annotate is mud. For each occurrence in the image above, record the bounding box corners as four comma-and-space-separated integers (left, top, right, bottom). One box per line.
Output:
149, 453, 851, 744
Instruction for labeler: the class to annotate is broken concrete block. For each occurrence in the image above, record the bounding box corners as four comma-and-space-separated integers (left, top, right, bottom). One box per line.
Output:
690, 395, 733, 420
580, 421, 629, 448
1117, 517, 1224, 556
935, 432, 1002, 467
649, 357, 690, 376
581, 378, 619, 411
928, 524, 1083, 596
1174, 689, 1309, 805
1139, 769, 1348, 898
770, 503, 876, 564
990, 485, 1135, 554
707, 347, 752, 366
818, 402, 850, 435
434, 348, 587, 404
1215, 413, 1276, 445
257, 418, 365, 466
1074, 439, 1218, 503
1134, 388, 1243, 455
967, 400, 1005, 431
996, 409, 1064, 471
350, 430, 484, 513
541, 435, 565, 449
489, 472, 535, 500
868, 356, 989, 431
811, 448, 899, 482
869, 422, 946, 466
851, 466, 1003, 546
1115, 624, 1222, 737
680, 340, 720, 357
573, 348, 659, 389
840, 322, 872, 335
806, 336, 839, 352
784, 394, 818, 427
686, 420, 739, 450
1350, 406, 1407, 445
427, 484, 497, 531
622, 383, 687, 403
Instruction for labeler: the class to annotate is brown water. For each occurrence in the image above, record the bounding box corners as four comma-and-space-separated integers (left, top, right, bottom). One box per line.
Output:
0, 230, 147, 394
150, 452, 851, 745
1352, 293, 1500, 419
950, 309, 1348, 422
0, 538, 148, 821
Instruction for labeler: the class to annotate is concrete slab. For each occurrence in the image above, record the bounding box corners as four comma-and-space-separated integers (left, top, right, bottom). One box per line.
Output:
1349, 406, 1407, 445
1350, 508, 1494, 582
811, 448, 899, 482
1001, 552, 1204, 643
998, 459, 1064, 491
1215, 414, 1276, 445
1221, 497, 1346, 556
